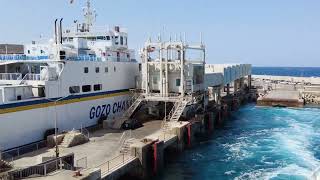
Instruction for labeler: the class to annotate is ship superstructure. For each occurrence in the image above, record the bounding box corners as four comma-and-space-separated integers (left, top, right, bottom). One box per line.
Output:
0, 0, 139, 151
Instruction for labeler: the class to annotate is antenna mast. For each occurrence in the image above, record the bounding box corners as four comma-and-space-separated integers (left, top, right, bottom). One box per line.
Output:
83, 0, 97, 27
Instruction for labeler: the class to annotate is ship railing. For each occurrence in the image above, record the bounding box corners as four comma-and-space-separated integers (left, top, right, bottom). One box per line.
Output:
0, 140, 47, 161
68, 55, 102, 62
24, 73, 41, 81
0, 73, 22, 80
91, 25, 128, 33
0, 55, 49, 61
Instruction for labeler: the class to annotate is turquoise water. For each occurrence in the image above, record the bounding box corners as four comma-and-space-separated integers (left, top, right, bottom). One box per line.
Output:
159, 105, 320, 180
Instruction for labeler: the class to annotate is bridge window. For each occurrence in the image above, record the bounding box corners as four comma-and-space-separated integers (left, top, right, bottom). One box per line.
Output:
105, 67, 108, 73
114, 66, 116, 72
82, 85, 91, 92
115, 36, 119, 45
120, 36, 124, 45
69, 86, 80, 94
94, 84, 102, 91
84, 67, 89, 73
106, 36, 110, 40
176, 79, 181, 87
95, 67, 100, 73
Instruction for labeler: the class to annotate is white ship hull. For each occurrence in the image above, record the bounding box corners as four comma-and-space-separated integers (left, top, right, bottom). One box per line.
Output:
0, 91, 130, 150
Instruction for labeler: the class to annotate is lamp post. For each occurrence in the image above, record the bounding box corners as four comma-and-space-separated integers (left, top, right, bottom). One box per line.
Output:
48, 95, 71, 158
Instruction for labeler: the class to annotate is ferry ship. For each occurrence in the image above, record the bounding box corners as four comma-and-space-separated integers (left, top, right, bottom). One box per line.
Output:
0, 0, 139, 151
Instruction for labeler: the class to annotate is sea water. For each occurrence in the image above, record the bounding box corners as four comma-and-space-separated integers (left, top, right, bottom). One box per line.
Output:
158, 105, 320, 180
252, 67, 320, 77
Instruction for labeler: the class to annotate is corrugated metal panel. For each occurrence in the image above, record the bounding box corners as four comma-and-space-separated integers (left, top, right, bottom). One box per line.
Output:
205, 73, 224, 87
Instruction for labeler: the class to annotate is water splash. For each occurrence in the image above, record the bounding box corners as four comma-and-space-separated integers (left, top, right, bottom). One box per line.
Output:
158, 105, 320, 180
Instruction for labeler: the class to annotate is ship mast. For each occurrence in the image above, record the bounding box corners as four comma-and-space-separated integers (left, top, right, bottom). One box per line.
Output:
83, 0, 96, 27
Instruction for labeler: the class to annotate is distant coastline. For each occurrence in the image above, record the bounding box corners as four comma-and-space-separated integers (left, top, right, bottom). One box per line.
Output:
252, 67, 320, 77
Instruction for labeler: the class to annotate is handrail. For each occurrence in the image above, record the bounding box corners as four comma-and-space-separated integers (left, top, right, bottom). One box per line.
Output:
118, 130, 132, 150
8, 157, 74, 179
0, 73, 22, 80
19, 73, 45, 84
80, 128, 90, 139
0, 140, 46, 161
97, 153, 135, 175
76, 157, 87, 170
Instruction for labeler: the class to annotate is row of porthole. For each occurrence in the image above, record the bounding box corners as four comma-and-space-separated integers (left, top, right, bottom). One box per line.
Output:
84, 66, 117, 74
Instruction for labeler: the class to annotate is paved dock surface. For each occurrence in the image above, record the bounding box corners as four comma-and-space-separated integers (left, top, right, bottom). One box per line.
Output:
12, 120, 163, 169
263, 90, 300, 100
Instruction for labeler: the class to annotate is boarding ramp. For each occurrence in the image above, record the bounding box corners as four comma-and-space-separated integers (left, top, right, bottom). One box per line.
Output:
112, 94, 144, 129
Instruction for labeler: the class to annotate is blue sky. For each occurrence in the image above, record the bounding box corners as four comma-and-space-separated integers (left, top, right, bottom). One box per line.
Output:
1, 0, 320, 67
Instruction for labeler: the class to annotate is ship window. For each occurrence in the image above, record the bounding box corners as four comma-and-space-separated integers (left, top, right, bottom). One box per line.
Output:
69, 86, 80, 94
40, 50, 44, 54
115, 36, 119, 45
125, 37, 127, 45
153, 76, 158, 85
105, 67, 108, 73
82, 85, 91, 92
95, 67, 100, 73
27, 50, 31, 54
106, 36, 110, 40
120, 36, 124, 45
84, 67, 89, 73
94, 84, 102, 91
114, 66, 116, 72
176, 79, 181, 87
97, 36, 104, 40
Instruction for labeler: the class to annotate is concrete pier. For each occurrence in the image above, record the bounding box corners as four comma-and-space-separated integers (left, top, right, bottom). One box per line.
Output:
257, 90, 304, 107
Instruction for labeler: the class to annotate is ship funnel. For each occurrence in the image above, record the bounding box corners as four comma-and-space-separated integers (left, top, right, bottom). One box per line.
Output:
60, 18, 64, 44
115, 26, 120, 32
54, 19, 58, 44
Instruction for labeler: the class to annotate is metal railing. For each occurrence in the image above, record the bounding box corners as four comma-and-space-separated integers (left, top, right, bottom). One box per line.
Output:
8, 158, 74, 179
80, 128, 90, 139
98, 154, 135, 175
24, 73, 41, 81
0, 73, 22, 80
0, 140, 46, 161
118, 130, 132, 149
76, 157, 87, 170
68, 55, 102, 61
0, 55, 49, 61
